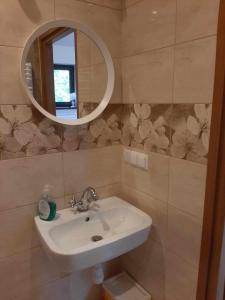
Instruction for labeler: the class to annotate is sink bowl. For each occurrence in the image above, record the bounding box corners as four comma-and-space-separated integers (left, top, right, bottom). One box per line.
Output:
34, 196, 152, 272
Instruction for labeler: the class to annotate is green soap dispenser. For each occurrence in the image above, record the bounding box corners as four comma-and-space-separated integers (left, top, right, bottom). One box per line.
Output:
38, 184, 57, 221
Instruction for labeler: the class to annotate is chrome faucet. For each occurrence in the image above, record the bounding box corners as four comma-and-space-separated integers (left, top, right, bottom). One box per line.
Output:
68, 187, 98, 212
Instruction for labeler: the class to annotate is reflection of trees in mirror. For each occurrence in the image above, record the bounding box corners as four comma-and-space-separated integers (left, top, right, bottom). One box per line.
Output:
54, 69, 71, 103
53, 64, 77, 120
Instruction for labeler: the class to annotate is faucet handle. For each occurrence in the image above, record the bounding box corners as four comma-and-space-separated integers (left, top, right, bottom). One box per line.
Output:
68, 195, 76, 208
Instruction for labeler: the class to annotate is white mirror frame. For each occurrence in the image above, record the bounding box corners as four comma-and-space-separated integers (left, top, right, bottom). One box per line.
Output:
20, 19, 115, 126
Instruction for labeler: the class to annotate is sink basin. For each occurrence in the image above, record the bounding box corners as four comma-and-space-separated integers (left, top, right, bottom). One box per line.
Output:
34, 196, 152, 272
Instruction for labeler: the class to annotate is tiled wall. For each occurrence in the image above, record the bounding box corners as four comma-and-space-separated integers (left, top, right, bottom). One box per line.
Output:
0, 0, 221, 300
0, 1, 123, 299
120, 1, 219, 300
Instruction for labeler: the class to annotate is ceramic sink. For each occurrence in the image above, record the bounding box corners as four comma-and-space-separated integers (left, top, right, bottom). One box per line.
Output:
34, 196, 152, 272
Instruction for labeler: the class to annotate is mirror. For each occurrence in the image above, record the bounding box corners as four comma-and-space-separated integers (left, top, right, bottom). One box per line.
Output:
21, 20, 115, 126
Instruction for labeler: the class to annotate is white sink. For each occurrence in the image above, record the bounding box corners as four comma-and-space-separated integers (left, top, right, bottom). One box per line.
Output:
34, 196, 152, 272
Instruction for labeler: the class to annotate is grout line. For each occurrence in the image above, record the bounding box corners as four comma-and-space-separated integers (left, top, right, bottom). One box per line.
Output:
0, 195, 65, 215
53, 0, 56, 20
167, 0, 178, 238
0, 101, 213, 106
0, 247, 69, 295
122, 168, 205, 221
167, 201, 204, 223
0, 28, 216, 53
122, 182, 168, 206
0, 44, 24, 49
171, 0, 178, 107
0, 182, 121, 215
65, 182, 122, 198
121, 33, 217, 60
165, 246, 200, 271
61, 151, 67, 208
124, 0, 143, 9
0, 245, 42, 261
75, 0, 122, 11
121, 101, 212, 105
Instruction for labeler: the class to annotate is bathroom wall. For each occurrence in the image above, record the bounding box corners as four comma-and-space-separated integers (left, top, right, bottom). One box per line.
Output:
0, 1, 122, 299
0, 0, 221, 300
120, 1, 220, 300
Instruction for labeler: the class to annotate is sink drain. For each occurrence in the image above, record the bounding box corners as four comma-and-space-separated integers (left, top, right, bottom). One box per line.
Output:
91, 235, 103, 242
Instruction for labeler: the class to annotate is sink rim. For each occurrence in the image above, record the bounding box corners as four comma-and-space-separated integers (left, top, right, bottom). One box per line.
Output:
34, 196, 152, 257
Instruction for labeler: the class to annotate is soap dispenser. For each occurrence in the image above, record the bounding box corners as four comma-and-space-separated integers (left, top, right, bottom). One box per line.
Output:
38, 184, 57, 221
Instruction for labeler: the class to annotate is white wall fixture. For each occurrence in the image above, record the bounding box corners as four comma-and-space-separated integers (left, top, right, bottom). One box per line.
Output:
34, 197, 152, 274
103, 272, 151, 299
124, 149, 149, 170
20, 19, 115, 126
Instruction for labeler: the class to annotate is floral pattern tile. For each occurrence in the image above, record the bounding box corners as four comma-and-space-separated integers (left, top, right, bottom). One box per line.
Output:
170, 104, 212, 164
0, 104, 124, 160
79, 103, 98, 117
0, 103, 212, 165
121, 104, 172, 155
62, 104, 124, 151
0, 105, 62, 160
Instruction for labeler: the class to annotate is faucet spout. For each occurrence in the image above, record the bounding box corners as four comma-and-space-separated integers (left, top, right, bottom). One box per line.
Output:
74, 187, 99, 212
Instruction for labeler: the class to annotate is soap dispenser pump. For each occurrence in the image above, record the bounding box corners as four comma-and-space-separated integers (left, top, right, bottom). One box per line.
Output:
38, 184, 56, 221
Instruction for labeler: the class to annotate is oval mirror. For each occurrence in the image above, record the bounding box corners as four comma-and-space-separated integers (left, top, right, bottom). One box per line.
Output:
21, 20, 115, 126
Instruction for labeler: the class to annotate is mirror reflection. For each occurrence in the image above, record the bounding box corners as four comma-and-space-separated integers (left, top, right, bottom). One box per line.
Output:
25, 27, 107, 120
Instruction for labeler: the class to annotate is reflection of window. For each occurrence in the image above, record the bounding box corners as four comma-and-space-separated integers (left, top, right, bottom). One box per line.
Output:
53, 64, 75, 108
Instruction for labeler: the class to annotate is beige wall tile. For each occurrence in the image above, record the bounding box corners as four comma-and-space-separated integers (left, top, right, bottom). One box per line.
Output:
137, 240, 166, 300
121, 184, 167, 245
94, 182, 122, 199
122, 253, 140, 279
165, 250, 198, 300
0, 205, 39, 259
19, 258, 120, 300
0, 0, 54, 47
174, 36, 217, 103
18, 259, 120, 300
32, 270, 101, 300
167, 205, 202, 267
55, 0, 122, 58
63, 146, 122, 195
122, 152, 169, 202
64, 182, 122, 207
123, 238, 166, 300
76, 29, 105, 67
17, 277, 72, 300
122, 47, 174, 103
82, 59, 122, 104
169, 158, 207, 219
0, 197, 64, 259
111, 59, 122, 103
104, 257, 122, 279
122, 0, 176, 56
0, 153, 64, 211
76, 30, 121, 106
0, 47, 29, 104
0, 247, 60, 300
176, 0, 220, 43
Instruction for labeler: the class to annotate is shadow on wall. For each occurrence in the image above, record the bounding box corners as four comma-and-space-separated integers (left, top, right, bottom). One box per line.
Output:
18, 0, 42, 23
